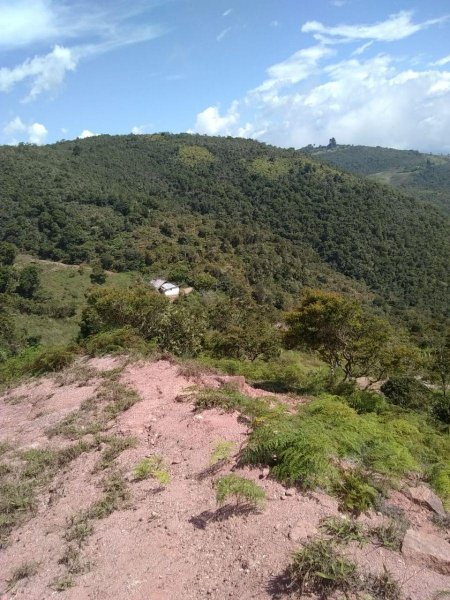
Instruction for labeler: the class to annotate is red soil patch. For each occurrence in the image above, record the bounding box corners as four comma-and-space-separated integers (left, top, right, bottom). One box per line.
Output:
0, 359, 448, 599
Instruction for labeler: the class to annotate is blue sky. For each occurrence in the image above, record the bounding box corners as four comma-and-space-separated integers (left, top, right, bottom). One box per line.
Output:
1, 0, 450, 151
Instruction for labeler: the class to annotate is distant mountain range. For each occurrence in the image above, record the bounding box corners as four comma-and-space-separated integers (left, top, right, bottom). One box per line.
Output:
303, 144, 450, 214
0, 134, 448, 320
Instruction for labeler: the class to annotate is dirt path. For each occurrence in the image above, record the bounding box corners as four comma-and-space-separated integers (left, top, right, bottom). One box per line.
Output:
0, 358, 449, 599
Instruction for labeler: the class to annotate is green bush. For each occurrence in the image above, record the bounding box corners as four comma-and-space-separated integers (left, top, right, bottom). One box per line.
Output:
90, 262, 106, 285
0, 242, 17, 266
215, 474, 266, 508
0, 345, 80, 384
432, 394, 450, 425
79, 286, 168, 340
16, 265, 40, 299
84, 327, 148, 356
334, 471, 378, 515
209, 317, 281, 362
156, 297, 206, 357
81, 287, 206, 357
429, 462, 450, 511
346, 390, 388, 414
28, 346, 78, 375
381, 376, 432, 410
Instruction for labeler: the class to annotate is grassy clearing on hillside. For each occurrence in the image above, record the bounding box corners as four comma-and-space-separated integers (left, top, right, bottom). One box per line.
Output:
12, 255, 136, 347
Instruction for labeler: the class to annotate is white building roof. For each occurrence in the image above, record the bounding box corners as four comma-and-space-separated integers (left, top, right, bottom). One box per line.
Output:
150, 279, 179, 293
160, 282, 179, 292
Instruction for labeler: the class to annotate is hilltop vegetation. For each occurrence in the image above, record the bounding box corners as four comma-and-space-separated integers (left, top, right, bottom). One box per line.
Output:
306, 143, 450, 214
0, 134, 448, 322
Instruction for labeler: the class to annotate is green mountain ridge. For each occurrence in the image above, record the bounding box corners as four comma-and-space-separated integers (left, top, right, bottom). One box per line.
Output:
305, 143, 450, 214
0, 134, 449, 319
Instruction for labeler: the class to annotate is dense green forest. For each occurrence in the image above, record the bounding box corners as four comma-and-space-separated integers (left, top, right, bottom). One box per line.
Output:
0, 134, 448, 324
305, 143, 450, 214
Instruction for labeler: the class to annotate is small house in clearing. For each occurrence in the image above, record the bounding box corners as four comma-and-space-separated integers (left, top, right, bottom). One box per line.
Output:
150, 278, 180, 298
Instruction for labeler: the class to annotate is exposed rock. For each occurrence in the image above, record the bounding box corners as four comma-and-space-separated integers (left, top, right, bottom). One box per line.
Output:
406, 485, 447, 517
402, 528, 450, 574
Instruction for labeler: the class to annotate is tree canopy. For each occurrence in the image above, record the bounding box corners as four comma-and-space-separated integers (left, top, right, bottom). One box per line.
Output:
0, 134, 448, 322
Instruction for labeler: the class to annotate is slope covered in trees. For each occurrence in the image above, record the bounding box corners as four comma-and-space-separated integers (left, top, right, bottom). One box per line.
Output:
306, 144, 450, 214
0, 134, 448, 319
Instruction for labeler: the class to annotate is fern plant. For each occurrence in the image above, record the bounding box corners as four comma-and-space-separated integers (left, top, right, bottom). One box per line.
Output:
215, 474, 266, 508
334, 470, 378, 515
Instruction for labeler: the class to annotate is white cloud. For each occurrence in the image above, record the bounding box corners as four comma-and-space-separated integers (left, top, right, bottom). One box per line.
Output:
302, 11, 448, 43
250, 45, 335, 99
4, 116, 26, 135
78, 129, 98, 139
217, 27, 232, 42
331, 0, 346, 7
131, 122, 153, 134
0, 45, 77, 101
4, 116, 48, 144
222, 9, 232, 17
28, 122, 48, 144
433, 54, 450, 67
191, 12, 450, 152
352, 41, 373, 56
0, 0, 57, 49
0, 1, 166, 101
193, 101, 239, 135
270, 20, 280, 28
0, 0, 165, 51
0, 22, 164, 102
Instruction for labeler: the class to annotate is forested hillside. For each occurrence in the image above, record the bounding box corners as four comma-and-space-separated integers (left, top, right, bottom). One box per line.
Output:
0, 134, 449, 318
306, 144, 450, 214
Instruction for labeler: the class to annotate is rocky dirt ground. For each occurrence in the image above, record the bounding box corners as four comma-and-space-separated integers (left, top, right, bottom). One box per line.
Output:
0, 357, 449, 599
